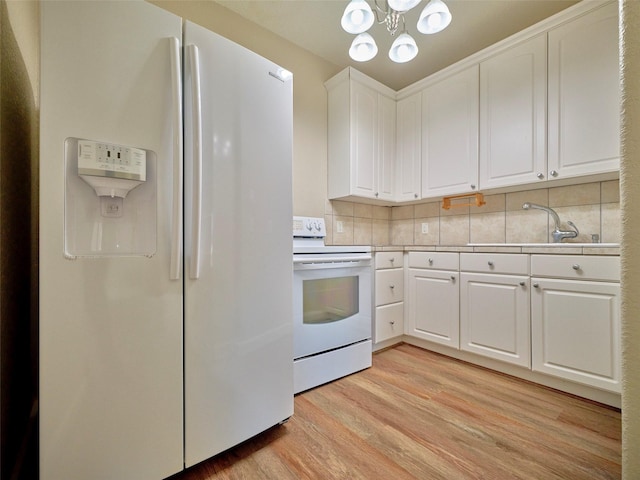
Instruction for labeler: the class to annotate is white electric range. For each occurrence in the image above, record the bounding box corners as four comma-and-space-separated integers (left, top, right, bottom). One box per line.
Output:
292, 216, 373, 393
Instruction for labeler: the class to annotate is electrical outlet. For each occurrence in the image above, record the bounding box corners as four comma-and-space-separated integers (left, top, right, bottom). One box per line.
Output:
336, 221, 344, 233
421, 222, 429, 234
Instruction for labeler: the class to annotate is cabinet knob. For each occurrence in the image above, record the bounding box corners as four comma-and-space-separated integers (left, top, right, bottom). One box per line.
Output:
533, 283, 540, 288
428, 258, 434, 265
389, 284, 395, 289
471, 184, 476, 190
389, 257, 395, 263
375, 192, 379, 197
414, 193, 418, 199
450, 275, 456, 282
537, 172, 544, 179
390, 320, 395, 325
572, 264, 581, 271
519, 281, 526, 286
488, 261, 494, 267
550, 170, 558, 177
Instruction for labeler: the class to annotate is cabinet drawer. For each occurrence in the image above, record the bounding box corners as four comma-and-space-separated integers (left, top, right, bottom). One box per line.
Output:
375, 269, 404, 306
531, 255, 620, 281
375, 302, 404, 342
376, 252, 403, 270
460, 253, 528, 275
408, 252, 459, 270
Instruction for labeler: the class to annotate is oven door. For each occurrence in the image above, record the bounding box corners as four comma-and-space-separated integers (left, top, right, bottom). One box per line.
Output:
293, 259, 372, 360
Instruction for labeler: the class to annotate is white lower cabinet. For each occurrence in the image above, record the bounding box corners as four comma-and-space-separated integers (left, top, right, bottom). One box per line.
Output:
374, 252, 404, 343
406, 252, 459, 348
531, 255, 621, 393
395, 250, 621, 401
460, 254, 530, 367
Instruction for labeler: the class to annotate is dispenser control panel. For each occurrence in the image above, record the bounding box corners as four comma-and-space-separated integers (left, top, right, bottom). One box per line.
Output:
78, 140, 146, 181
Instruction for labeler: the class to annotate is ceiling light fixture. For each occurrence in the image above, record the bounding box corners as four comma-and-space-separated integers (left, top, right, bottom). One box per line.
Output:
340, 0, 452, 63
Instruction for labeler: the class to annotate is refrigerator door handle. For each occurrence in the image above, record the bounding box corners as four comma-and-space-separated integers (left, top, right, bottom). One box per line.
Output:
169, 36, 183, 280
187, 44, 202, 280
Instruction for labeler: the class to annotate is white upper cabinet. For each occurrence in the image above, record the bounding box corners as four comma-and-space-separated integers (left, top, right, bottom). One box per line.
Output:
396, 92, 422, 202
479, 34, 547, 189
421, 65, 479, 198
350, 81, 378, 198
326, 68, 396, 202
326, 2, 619, 205
547, 2, 620, 179
378, 93, 397, 200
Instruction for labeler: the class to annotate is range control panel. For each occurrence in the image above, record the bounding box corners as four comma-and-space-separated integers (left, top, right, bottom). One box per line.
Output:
293, 216, 326, 238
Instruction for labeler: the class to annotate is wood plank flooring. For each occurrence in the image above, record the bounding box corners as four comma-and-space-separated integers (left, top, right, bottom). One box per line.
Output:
170, 343, 621, 480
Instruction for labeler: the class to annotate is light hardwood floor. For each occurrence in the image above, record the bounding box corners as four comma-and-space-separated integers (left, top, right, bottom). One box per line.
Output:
170, 343, 621, 480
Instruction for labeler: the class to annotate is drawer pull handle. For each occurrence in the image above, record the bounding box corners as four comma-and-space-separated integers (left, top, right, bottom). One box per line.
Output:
533, 283, 540, 288
390, 320, 395, 325
390, 258, 395, 263
450, 276, 456, 282
572, 264, 581, 271
488, 261, 494, 267
428, 258, 434, 265
519, 281, 525, 287
389, 284, 395, 289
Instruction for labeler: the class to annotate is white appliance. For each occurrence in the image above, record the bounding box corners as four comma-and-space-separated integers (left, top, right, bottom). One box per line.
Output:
292, 217, 373, 393
39, 2, 293, 479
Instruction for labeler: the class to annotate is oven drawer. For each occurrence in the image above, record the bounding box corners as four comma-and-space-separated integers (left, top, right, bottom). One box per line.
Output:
375, 269, 404, 306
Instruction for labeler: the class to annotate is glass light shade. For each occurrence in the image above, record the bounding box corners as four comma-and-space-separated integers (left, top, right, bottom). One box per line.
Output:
417, 0, 452, 34
389, 33, 418, 63
387, 0, 422, 13
349, 33, 378, 61
341, 0, 375, 34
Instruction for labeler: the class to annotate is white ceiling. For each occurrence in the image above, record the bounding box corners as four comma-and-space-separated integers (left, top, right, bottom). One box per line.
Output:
215, 0, 579, 91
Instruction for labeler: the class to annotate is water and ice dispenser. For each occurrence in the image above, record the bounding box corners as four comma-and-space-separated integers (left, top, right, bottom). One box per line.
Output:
64, 138, 156, 257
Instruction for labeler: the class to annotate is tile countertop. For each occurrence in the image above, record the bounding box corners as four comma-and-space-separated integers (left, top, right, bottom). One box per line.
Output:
372, 243, 620, 255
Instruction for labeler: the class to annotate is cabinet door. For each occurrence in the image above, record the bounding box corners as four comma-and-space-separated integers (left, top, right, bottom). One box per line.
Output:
479, 34, 547, 189
422, 65, 479, 198
406, 269, 459, 348
460, 273, 530, 367
350, 81, 378, 198
531, 278, 621, 393
396, 92, 422, 201
548, 2, 619, 179
377, 93, 396, 201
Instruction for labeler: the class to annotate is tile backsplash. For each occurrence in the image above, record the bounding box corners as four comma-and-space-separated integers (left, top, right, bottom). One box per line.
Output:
325, 180, 620, 246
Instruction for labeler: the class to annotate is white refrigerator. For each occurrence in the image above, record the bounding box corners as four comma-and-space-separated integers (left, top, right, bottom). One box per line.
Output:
39, 2, 293, 479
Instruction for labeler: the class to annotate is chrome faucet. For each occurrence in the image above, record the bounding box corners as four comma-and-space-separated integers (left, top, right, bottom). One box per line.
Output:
522, 202, 579, 243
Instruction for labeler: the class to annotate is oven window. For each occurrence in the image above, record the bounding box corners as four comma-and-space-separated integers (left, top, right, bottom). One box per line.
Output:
302, 276, 359, 324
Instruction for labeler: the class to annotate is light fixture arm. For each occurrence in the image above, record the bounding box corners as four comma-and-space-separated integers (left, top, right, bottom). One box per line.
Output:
371, 0, 404, 36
